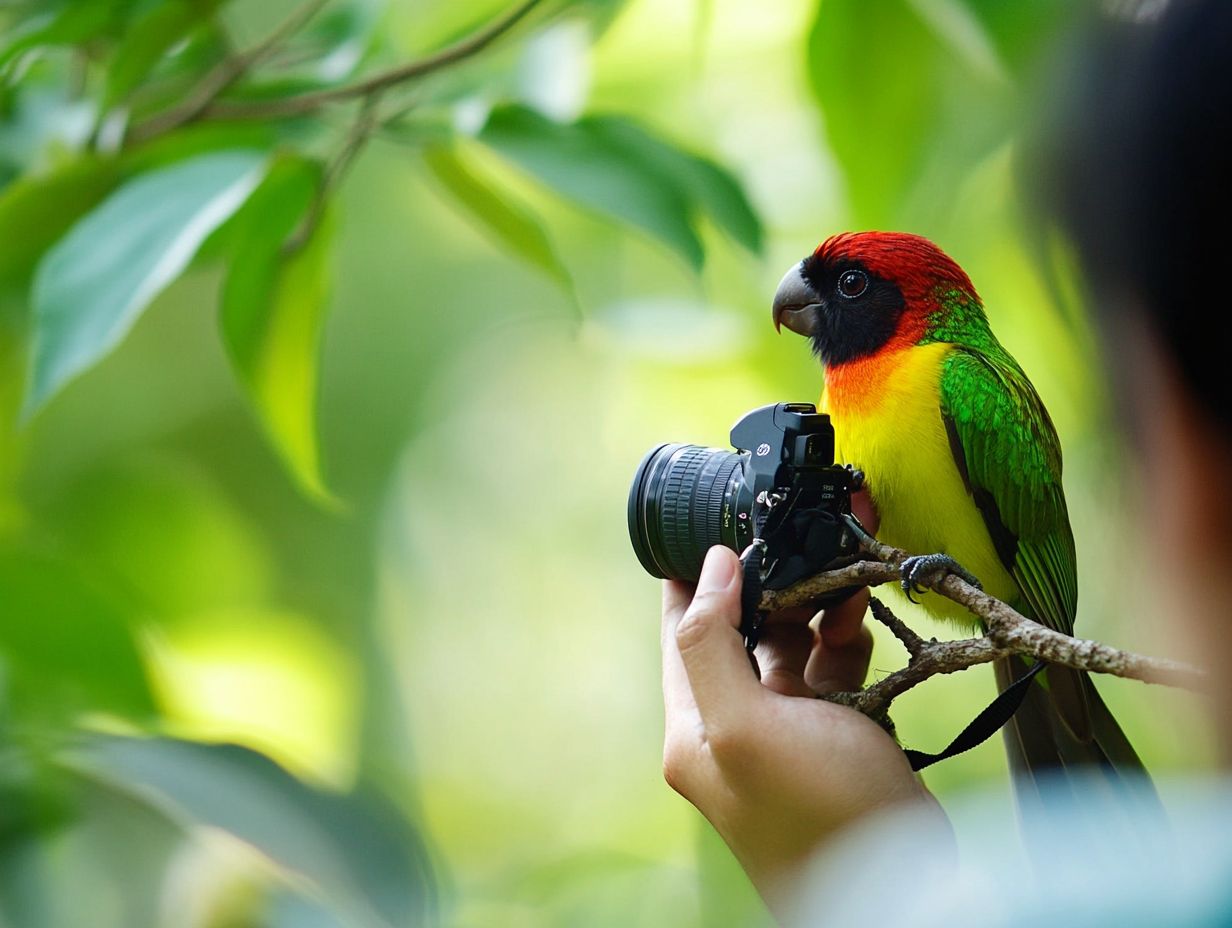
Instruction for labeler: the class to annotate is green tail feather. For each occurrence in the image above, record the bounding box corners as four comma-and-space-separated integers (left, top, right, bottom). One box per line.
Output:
994, 657, 1159, 812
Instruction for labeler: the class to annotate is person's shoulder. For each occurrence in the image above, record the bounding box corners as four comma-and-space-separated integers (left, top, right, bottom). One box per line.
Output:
787, 775, 1232, 928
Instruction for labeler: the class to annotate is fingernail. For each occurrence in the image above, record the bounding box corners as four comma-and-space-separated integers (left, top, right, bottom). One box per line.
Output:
697, 546, 736, 593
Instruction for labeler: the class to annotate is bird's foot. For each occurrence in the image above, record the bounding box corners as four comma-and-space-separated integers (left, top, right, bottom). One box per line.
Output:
900, 553, 982, 603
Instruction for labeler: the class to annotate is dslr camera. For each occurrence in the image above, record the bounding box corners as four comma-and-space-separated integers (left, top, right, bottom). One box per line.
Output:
627, 403, 862, 615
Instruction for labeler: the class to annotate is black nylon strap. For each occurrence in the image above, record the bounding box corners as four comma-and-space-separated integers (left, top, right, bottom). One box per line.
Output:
738, 497, 775, 653
903, 660, 1046, 771
739, 542, 766, 651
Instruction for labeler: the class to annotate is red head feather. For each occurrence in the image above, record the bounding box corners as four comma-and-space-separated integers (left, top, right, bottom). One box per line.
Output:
813, 231, 978, 307
809, 231, 980, 355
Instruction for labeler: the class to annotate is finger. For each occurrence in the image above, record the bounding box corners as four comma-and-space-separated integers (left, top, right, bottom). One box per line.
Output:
662, 578, 700, 724
754, 606, 817, 696
806, 623, 875, 694
756, 621, 818, 696
673, 546, 760, 724
818, 587, 870, 649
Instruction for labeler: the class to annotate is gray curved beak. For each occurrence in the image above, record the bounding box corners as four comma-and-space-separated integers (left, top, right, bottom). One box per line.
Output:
772, 263, 820, 337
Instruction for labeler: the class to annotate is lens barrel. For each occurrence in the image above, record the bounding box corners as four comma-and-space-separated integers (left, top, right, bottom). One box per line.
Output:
627, 443, 755, 581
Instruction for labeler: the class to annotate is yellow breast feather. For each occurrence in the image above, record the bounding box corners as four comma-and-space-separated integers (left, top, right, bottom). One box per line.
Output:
821, 342, 1018, 623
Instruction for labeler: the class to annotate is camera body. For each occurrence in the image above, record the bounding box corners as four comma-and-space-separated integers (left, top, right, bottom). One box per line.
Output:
628, 403, 860, 592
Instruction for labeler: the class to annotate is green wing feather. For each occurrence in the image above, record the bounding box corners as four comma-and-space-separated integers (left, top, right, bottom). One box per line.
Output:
939, 349, 1078, 635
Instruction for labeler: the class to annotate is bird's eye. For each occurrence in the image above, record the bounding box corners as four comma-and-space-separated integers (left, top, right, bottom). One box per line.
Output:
837, 269, 868, 299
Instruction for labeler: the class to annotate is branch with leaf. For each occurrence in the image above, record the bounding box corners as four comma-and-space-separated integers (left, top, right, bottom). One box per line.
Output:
0, 0, 762, 500
757, 531, 1205, 721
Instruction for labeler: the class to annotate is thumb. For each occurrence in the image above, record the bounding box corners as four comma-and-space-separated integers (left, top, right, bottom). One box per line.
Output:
673, 546, 759, 722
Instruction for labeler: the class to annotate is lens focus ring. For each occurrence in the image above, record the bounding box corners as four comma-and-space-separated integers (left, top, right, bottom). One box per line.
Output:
627, 442, 752, 581
660, 447, 709, 579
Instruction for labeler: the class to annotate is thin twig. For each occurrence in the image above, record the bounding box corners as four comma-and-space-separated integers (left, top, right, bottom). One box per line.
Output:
827, 611, 1009, 718
127, 0, 330, 144
201, 0, 544, 122
285, 92, 384, 252
868, 596, 926, 658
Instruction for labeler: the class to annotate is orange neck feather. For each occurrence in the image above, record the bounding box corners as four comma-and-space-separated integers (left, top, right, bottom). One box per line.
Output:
824, 350, 911, 416
822, 303, 930, 415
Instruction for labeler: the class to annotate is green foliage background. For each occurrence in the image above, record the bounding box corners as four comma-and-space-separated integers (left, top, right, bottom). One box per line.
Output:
0, 0, 1216, 925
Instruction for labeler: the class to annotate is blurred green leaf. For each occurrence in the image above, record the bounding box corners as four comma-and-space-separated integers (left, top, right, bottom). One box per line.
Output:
478, 105, 762, 265
480, 104, 704, 268
220, 156, 336, 503
0, 545, 155, 720
0, 768, 187, 928
581, 114, 763, 254
806, 0, 1007, 225
560, 0, 630, 36
266, 891, 351, 928
42, 456, 273, 620
72, 734, 436, 928
24, 149, 267, 418
423, 142, 575, 296
0, 156, 122, 289
274, 0, 385, 85
0, 1, 124, 75
103, 0, 223, 109
961, 0, 1076, 77
123, 121, 278, 175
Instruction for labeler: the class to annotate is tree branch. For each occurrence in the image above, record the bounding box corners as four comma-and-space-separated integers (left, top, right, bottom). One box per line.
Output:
759, 536, 1206, 718
200, 0, 545, 122
128, 0, 331, 144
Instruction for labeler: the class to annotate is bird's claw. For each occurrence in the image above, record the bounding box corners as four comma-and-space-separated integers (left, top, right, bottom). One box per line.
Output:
899, 553, 982, 603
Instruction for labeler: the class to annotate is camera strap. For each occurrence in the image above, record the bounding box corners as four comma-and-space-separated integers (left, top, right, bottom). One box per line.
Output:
903, 660, 1046, 771
737, 485, 784, 654
738, 541, 767, 653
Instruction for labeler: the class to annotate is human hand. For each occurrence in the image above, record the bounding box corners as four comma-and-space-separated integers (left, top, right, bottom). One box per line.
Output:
660, 529, 945, 915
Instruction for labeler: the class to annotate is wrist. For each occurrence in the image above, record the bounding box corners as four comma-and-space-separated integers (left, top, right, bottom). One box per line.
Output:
741, 781, 948, 922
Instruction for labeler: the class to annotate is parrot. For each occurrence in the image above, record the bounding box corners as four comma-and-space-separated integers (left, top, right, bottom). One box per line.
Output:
771, 230, 1148, 800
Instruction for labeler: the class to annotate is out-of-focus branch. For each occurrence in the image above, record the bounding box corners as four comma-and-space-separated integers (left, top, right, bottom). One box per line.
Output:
200, 0, 544, 122
285, 91, 383, 252
128, 0, 330, 143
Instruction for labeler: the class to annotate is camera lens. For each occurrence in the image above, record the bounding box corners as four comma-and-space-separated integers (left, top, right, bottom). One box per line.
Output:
627, 443, 755, 581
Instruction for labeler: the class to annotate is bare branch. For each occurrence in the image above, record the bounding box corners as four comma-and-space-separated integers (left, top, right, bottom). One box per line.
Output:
760, 558, 900, 610
758, 537, 1206, 718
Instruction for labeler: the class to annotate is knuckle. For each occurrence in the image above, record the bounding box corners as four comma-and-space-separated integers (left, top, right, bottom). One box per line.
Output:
662, 755, 686, 794
674, 609, 713, 654
675, 591, 734, 652
705, 723, 756, 769
688, 588, 726, 615
662, 736, 693, 795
